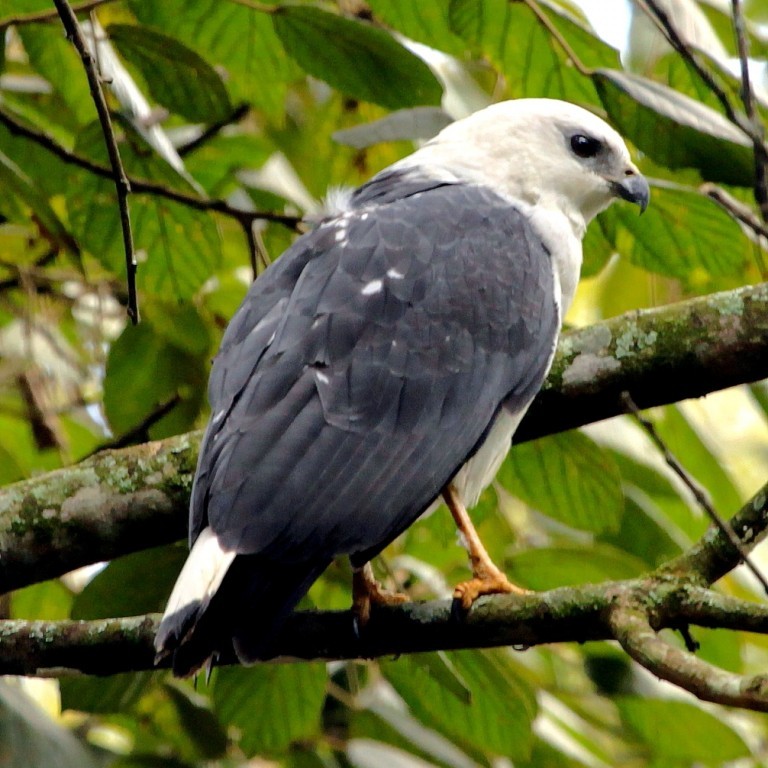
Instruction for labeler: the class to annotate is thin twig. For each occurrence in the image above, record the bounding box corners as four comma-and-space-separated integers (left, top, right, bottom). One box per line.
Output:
731, 0, 768, 221
0, 250, 58, 293
0, 105, 301, 230
521, 0, 592, 77
701, 183, 768, 277
53, 0, 139, 324
0, 0, 113, 30
621, 392, 768, 595
634, 0, 748, 132
241, 220, 259, 281
177, 103, 251, 157
87, 394, 182, 457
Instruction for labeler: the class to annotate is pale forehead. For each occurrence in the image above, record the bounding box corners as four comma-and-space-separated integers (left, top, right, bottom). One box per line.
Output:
440, 98, 627, 152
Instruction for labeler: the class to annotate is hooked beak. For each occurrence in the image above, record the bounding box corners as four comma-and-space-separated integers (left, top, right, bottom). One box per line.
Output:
610, 171, 650, 214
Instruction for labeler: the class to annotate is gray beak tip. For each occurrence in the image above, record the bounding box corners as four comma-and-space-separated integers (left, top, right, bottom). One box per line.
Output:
612, 173, 650, 214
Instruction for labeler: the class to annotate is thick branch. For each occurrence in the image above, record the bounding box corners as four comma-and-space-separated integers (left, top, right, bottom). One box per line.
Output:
2, 578, 768, 678
0, 434, 198, 593
516, 281, 768, 440
0, 284, 766, 591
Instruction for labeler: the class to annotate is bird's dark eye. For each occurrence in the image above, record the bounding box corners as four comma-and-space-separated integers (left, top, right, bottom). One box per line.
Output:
570, 134, 603, 158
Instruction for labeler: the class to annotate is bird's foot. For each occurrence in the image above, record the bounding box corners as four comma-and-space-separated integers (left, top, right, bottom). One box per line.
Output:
452, 561, 528, 611
352, 562, 409, 628
442, 483, 529, 611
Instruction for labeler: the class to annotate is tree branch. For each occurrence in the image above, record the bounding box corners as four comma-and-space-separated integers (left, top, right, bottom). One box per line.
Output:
516, 281, 768, 440
731, 0, 768, 221
635, 0, 748, 133
54, 0, 139, 323
1, 392, 767, 709
176, 103, 251, 157
623, 392, 768, 595
1, 578, 768, 684
609, 599, 768, 711
0, 434, 197, 593
0, 105, 301, 230
664, 479, 768, 585
1, 284, 766, 593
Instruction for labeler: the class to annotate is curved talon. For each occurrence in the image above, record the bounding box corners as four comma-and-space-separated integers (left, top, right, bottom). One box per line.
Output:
453, 571, 528, 611
352, 562, 409, 628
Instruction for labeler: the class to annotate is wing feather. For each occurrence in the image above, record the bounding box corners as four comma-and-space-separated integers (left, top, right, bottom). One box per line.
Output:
191, 181, 559, 564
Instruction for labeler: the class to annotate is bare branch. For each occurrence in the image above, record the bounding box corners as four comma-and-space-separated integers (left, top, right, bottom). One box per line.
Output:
664, 479, 768, 586
622, 392, 768, 596
731, 0, 768, 221
2, 579, 768, 682
0, 434, 197, 593
610, 600, 768, 712
176, 103, 251, 157
0, 105, 302, 231
634, 0, 747, 132
54, 0, 139, 323
675, 586, 768, 634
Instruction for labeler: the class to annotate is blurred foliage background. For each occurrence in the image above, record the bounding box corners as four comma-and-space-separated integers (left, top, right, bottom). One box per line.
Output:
0, 0, 768, 765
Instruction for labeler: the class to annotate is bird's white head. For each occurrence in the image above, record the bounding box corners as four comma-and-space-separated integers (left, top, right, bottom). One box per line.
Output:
408, 98, 649, 239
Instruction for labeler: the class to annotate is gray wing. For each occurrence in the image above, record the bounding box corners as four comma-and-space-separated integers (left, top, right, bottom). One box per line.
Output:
190, 181, 559, 564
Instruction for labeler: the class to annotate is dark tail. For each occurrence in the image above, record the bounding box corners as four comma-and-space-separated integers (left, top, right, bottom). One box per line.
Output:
157, 554, 330, 677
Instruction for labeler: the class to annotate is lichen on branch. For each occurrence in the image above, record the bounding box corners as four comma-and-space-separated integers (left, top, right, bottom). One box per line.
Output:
0, 283, 766, 593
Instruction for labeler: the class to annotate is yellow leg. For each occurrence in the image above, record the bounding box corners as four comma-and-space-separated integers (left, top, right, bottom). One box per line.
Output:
352, 562, 408, 626
443, 484, 528, 610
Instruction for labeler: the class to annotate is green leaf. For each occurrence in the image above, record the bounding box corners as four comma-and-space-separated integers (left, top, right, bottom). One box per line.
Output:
366, 0, 465, 55
107, 24, 233, 123
498, 431, 624, 533
68, 121, 221, 300
103, 322, 207, 440
521, 738, 592, 768
507, 544, 649, 590
599, 496, 682, 569
129, 0, 297, 119
332, 107, 453, 149
449, 0, 617, 104
71, 545, 187, 620
212, 663, 327, 756
616, 697, 750, 764
594, 69, 754, 186
410, 651, 472, 705
0, 681, 100, 768
18, 25, 93, 128
272, 5, 443, 109
654, 405, 743, 515
61, 672, 156, 715
0, 149, 78, 255
11, 580, 73, 620
163, 683, 228, 760
598, 184, 753, 284
350, 707, 474, 767
381, 650, 536, 759
608, 448, 703, 543
181, 133, 272, 196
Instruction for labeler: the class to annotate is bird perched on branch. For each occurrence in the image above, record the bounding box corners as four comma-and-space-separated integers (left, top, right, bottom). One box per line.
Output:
155, 98, 649, 676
